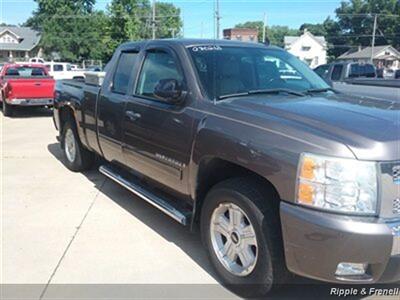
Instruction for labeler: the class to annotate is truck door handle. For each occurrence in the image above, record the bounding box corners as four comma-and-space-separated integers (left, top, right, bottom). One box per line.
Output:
125, 111, 141, 121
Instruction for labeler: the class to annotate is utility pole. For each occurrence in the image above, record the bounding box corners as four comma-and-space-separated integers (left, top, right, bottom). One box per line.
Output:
170, 28, 176, 38
152, 0, 156, 40
215, 0, 221, 39
262, 12, 267, 43
371, 13, 377, 62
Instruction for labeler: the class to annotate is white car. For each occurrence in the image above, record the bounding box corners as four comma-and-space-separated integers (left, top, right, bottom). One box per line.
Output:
44, 62, 85, 80
383, 68, 397, 79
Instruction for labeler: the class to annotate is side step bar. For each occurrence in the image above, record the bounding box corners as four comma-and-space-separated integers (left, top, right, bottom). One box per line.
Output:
99, 165, 189, 225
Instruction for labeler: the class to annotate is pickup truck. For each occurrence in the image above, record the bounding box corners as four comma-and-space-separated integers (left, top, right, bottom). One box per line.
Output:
44, 62, 86, 80
314, 62, 400, 102
1, 63, 55, 117
53, 39, 400, 297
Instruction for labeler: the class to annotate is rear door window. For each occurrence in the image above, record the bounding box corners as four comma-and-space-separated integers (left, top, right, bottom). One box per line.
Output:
112, 51, 138, 94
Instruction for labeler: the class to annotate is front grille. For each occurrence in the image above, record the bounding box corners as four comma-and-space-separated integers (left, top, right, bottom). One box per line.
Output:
393, 165, 400, 184
393, 198, 400, 215
380, 162, 400, 218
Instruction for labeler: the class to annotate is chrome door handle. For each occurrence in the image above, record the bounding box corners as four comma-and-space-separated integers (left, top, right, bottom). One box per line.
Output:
125, 110, 141, 121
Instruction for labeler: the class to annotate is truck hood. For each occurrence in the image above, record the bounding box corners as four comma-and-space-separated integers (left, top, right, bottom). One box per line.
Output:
221, 93, 400, 161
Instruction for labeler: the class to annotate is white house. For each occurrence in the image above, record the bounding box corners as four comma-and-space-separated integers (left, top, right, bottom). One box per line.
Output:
338, 45, 400, 70
0, 26, 42, 62
284, 30, 327, 68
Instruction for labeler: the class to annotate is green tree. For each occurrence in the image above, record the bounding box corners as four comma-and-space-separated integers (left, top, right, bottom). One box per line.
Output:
267, 26, 299, 47
25, 0, 109, 62
299, 23, 327, 36
335, 0, 400, 48
107, 0, 182, 47
234, 21, 299, 47
155, 2, 182, 38
107, 0, 150, 49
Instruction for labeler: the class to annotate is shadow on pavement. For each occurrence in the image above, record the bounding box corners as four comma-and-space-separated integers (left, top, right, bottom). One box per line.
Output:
47, 142, 387, 299
1, 106, 53, 118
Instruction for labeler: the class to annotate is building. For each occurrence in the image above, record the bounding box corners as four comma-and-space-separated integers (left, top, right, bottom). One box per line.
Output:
338, 45, 400, 70
284, 30, 327, 68
223, 28, 258, 43
0, 26, 42, 62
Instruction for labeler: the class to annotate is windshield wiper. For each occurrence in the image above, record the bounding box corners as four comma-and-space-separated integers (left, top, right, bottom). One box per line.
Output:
248, 88, 305, 97
218, 88, 305, 100
306, 87, 335, 94
218, 92, 250, 100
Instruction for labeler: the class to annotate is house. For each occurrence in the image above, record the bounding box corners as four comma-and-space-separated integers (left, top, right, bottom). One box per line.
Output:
223, 28, 258, 43
284, 30, 327, 68
338, 45, 400, 70
0, 26, 42, 62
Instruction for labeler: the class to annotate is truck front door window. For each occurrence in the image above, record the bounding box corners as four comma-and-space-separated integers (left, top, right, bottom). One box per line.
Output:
136, 50, 183, 99
112, 52, 138, 94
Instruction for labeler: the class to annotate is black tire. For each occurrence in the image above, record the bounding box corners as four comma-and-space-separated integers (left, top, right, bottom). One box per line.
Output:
2, 98, 13, 117
61, 119, 94, 172
200, 177, 290, 298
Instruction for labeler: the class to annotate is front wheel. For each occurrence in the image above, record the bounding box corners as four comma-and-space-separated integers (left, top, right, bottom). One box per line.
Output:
61, 120, 94, 171
201, 178, 289, 297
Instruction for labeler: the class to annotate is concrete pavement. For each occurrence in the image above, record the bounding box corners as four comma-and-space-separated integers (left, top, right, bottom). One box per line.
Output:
1, 107, 236, 299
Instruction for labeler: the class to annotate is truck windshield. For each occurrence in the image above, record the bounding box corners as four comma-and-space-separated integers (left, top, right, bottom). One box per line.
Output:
188, 46, 329, 100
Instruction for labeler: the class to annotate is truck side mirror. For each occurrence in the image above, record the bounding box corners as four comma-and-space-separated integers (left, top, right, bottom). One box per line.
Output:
154, 79, 185, 104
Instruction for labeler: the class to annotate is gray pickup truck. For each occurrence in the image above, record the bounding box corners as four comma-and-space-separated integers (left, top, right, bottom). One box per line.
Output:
53, 39, 400, 297
314, 62, 400, 102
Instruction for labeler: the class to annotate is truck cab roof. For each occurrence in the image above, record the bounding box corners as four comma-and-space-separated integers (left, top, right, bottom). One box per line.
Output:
119, 38, 281, 50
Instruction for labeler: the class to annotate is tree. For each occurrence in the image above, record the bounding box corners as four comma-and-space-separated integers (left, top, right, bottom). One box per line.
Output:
107, 0, 182, 47
107, 0, 150, 48
234, 21, 299, 47
299, 23, 326, 36
155, 2, 182, 38
25, 0, 95, 30
24, 0, 108, 62
335, 0, 400, 48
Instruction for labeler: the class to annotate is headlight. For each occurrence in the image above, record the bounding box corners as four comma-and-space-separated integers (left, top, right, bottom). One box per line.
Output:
296, 153, 378, 215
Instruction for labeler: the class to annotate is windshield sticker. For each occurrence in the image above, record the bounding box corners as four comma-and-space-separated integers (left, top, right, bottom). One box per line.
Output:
190, 45, 222, 52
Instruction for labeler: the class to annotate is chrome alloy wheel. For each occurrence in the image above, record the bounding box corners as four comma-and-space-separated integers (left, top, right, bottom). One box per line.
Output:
210, 202, 258, 276
64, 128, 76, 163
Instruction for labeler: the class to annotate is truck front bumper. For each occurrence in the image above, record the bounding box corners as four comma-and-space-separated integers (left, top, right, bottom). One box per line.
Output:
280, 202, 400, 284
7, 98, 53, 106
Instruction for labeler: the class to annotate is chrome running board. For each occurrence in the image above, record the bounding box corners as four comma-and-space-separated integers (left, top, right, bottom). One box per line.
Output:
99, 165, 189, 225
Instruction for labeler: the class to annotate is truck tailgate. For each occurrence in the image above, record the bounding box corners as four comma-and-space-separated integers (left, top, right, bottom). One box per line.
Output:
6, 78, 55, 99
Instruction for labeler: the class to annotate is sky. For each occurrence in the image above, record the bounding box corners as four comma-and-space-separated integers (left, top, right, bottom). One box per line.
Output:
1, 0, 343, 38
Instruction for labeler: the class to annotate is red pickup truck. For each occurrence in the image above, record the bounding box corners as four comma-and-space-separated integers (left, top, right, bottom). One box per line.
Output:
0, 64, 55, 117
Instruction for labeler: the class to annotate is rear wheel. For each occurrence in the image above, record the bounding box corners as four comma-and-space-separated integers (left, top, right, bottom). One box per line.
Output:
61, 120, 94, 171
201, 178, 289, 297
1, 97, 13, 117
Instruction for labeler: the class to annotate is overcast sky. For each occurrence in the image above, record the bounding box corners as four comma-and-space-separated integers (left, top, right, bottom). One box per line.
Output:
2, 0, 342, 38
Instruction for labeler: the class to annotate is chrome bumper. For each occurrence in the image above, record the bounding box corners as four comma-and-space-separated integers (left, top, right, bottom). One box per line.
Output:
7, 98, 53, 106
